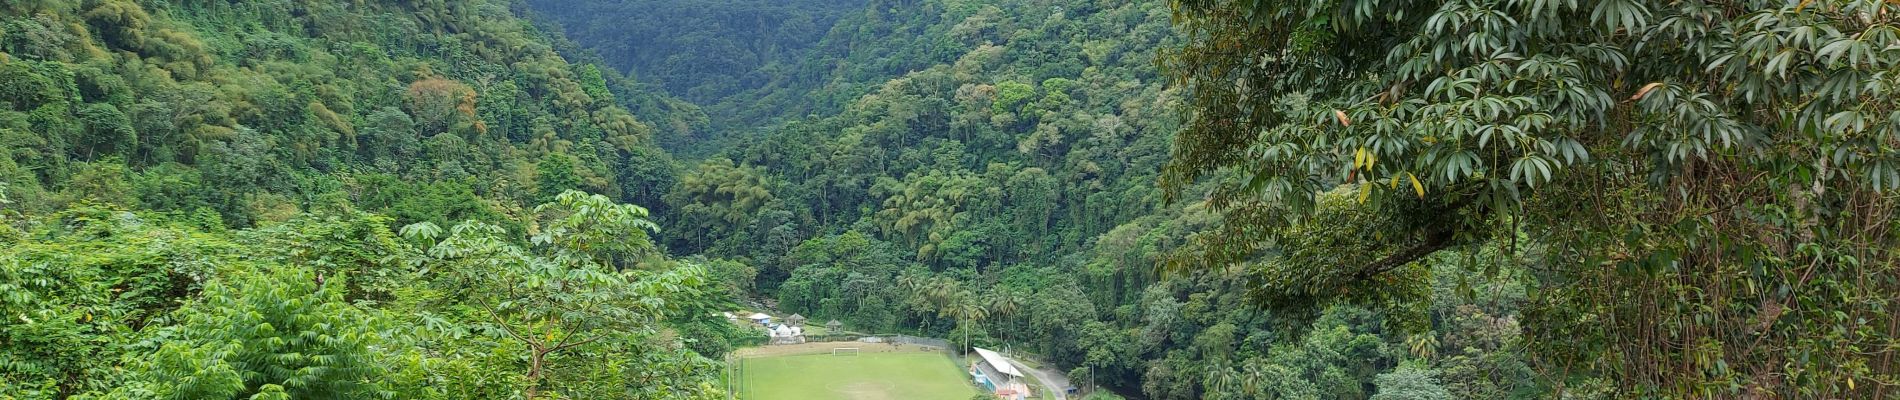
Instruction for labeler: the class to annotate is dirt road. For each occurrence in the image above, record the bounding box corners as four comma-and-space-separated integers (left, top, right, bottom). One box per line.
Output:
1009, 358, 1071, 400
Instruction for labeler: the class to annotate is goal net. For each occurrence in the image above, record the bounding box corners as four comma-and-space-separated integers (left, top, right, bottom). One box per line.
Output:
831, 347, 861, 356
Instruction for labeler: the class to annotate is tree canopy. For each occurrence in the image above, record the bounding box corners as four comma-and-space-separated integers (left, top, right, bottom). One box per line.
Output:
1162, 0, 1898, 396
6, 0, 1895, 399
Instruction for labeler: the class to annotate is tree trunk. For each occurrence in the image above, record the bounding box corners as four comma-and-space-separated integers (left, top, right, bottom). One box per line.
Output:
525, 348, 546, 400
963, 321, 970, 352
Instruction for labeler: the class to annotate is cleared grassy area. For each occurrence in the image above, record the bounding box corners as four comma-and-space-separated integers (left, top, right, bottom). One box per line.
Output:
737, 351, 980, 400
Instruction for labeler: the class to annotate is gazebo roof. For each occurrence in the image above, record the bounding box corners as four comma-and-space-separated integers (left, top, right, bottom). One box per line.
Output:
748, 313, 771, 319
787, 313, 805, 322
826, 319, 842, 326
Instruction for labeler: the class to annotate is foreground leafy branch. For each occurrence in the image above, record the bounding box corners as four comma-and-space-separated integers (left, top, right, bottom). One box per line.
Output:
1162, 0, 1900, 396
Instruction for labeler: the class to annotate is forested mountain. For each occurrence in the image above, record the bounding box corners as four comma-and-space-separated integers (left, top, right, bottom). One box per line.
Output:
1, 1, 735, 398
0, 0, 706, 226
523, 0, 865, 105
525, 0, 984, 146
536, 0, 1900, 399
541, 0, 1542, 399
5, 0, 1897, 399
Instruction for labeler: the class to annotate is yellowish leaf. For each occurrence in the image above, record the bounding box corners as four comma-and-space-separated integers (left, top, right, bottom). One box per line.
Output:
1630, 82, 1664, 101
1358, 183, 1371, 204
1354, 147, 1367, 169
1408, 172, 1425, 198
1847, 377, 1855, 390
1390, 175, 1402, 189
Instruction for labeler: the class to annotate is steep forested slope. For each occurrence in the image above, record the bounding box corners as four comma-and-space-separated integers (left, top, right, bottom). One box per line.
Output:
10, 0, 1886, 399
526, 0, 984, 143
1, 1, 738, 398
0, 0, 699, 226
537, 1, 1541, 399
524, 0, 865, 104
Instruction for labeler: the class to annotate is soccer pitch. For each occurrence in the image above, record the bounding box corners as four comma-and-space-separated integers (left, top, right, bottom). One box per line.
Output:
735, 350, 981, 400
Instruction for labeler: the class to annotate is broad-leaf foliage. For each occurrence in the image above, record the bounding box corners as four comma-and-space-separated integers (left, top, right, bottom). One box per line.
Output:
1163, 0, 1898, 396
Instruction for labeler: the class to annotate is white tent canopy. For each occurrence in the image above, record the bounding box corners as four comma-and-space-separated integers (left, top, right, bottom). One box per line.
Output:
748, 313, 771, 320
973, 347, 1024, 377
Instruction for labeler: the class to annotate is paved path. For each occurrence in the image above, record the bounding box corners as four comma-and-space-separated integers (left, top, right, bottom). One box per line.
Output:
1008, 358, 1071, 400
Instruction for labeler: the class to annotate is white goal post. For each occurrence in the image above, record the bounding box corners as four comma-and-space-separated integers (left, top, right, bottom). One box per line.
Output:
831, 347, 861, 356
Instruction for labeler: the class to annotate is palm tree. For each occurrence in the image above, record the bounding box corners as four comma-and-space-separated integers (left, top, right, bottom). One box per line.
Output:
986, 290, 1021, 348
952, 291, 988, 352
1203, 359, 1239, 400
1239, 361, 1267, 397
927, 277, 960, 311
895, 272, 933, 329
1406, 331, 1439, 359
896, 272, 920, 293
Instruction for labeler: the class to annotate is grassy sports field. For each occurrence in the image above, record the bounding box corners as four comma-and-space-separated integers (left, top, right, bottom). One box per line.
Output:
735, 345, 981, 400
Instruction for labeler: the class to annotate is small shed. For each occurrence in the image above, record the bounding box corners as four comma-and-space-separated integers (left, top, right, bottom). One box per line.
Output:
826, 319, 843, 332
748, 312, 772, 325
786, 313, 807, 327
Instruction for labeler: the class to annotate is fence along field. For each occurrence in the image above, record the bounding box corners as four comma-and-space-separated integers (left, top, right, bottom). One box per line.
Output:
727, 341, 979, 400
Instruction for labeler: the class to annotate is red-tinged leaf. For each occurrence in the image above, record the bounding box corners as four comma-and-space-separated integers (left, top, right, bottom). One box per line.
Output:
1334, 109, 1352, 126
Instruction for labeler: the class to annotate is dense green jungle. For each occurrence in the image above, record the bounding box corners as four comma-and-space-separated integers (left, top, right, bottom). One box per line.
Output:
1, 0, 1896, 399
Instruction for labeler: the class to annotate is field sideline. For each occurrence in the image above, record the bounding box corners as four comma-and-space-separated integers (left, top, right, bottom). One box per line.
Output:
732, 344, 981, 400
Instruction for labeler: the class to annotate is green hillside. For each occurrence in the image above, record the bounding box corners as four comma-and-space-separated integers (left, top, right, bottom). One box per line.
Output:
533, 1, 1520, 398
533, 0, 1900, 399
0, 0, 711, 226
0, 1, 732, 398
3, 0, 1896, 399
524, 0, 867, 106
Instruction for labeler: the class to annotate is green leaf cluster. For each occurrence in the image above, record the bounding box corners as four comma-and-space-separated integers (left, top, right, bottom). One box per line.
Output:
1162, 0, 1900, 396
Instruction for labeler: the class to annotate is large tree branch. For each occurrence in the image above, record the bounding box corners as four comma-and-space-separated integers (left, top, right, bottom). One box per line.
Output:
479, 301, 534, 346
1353, 226, 1458, 281
1350, 193, 1484, 280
